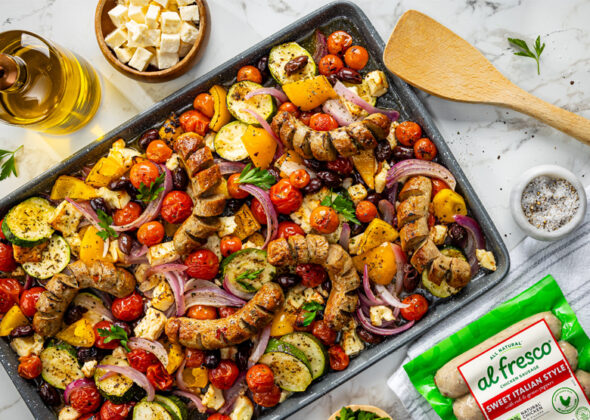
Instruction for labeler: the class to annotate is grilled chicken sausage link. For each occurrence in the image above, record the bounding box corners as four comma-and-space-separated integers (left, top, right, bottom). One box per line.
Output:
165, 283, 284, 350
33, 261, 136, 337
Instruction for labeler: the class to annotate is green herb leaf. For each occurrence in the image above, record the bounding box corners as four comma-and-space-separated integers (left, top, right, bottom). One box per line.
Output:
508, 36, 545, 75
234, 269, 263, 292
0, 146, 22, 181
237, 163, 276, 190
98, 324, 130, 352
136, 172, 165, 203
301, 301, 324, 327
96, 209, 119, 240
336, 406, 388, 420
321, 191, 360, 225
236, 279, 257, 292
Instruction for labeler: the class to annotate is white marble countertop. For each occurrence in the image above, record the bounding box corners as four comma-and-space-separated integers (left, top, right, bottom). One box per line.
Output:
1, 0, 589, 418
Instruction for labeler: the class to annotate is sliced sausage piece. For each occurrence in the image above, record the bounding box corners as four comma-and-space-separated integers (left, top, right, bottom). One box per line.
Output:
448, 258, 472, 288
291, 121, 314, 159
428, 255, 452, 285
192, 164, 221, 196
185, 147, 214, 177
306, 234, 329, 265
559, 341, 578, 370
324, 245, 360, 331
287, 234, 310, 264
173, 215, 218, 254
279, 117, 297, 150
400, 217, 429, 252
398, 176, 433, 202
410, 239, 440, 273
267, 237, 296, 266
453, 394, 483, 420
346, 122, 377, 149
309, 131, 338, 161
330, 127, 359, 157
362, 113, 391, 140
397, 195, 429, 227
174, 132, 205, 160
271, 111, 291, 139
576, 370, 590, 398
193, 194, 226, 217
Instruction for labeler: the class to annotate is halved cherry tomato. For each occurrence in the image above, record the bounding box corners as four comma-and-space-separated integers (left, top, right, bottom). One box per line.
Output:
185, 249, 219, 280
99, 400, 134, 420
309, 113, 338, 131
395, 121, 422, 147
327, 30, 353, 55
311, 320, 337, 345
218, 307, 238, 318
344, 45, 369, 70
179, 110, 210, 136
276, 221, 305, 239
319, 54, 344, 76
246, 364, 275, 393
161, 191, 193, 224
310, 206, 339, 234
0, 243, 17, 273
208, 359, 239, 390
278, 102, 300, 118
356, 200, 377, 223
94, 321, 119, 350
413, 137, 437, 161
20, 286, 45, 317
289, 169, 310, 189
0, 278, 22, 313
112, 292, 143, 322
187, 305, 217, 320
146, 363, 173, 391
185, 349, 207, 368
431, 179, 450, 196
296, 263, 327, 288
113, 202, 142, 226
127, 349, 159, 373
207, 415, 231, 420
146, 140, 172, 163
328, 345, 349, 371
70, 385, 102, 414
227, 173, 248, 199
400, 294, 429, 321
237, 65, 262, 84
250, 198, 267, 225
193, 93, 215, 118
253, 384, 281, 407
270, 179, 302, 214
137, 221, 165, 246
220, 236, 242, 257
130, 161, 160, 189
18, 354, 42, 379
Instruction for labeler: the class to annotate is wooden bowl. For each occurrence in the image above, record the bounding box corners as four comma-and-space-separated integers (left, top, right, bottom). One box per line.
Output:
329, 405, 392, 420
95, 0, 209, 82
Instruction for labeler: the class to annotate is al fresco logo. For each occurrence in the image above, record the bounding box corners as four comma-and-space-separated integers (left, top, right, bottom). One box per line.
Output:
477, 340, 553, 391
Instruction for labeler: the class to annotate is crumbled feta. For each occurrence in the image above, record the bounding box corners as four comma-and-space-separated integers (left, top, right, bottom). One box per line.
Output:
147, 241, 179, 266
97, 187, 131, 209
81, 360, 98, 378
285, 284, 306, 311
290, 188, 330, 233
160, 11, 181, 33
108, 4, 128, 28
348, 233, 364, 255
151, 280, 174, 312
165, 153, 180, 171
202, 385, 225, 410
134, 307, 167, 340
430, 225, 448, 245
279, 391, 292, 403
204, 235, 222, 259
230, 395, 254, 420
386, 121, 399, 148
341, 320, 365, 357
160, 33, 180, 53
128, 46, 153, 71
179, 5, 199, 22
218, 216, 237, 237
303, 287, 324, 305
364, 70, 389, 97
105, 27, 128, 49
108, 139, 140, 168
49, 200, 83, 236
476, 249, 497, 271
10, 333, 44, 357
112, 346, 127, 359
370, 305, 395, 327
58, 406, 81, 420
347, 183, 367, 204
374, 161, 390, 194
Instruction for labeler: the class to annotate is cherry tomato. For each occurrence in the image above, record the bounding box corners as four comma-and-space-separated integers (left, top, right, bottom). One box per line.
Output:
395, 121, 422, 147
208, 359, 239, 390
137, 221, 165, 246
0, 243, 17, 273
187, 305, 217, 320
310, 206, 339, 234
431, 179, 450, 197
70, 385, 102, 414
130, 160, 160, 189
252, 384, 281, 407
185, 349, 207, 368
19, 286, 45, 317
328, 345, 349, 371
207, 415, 231, 420
289, 169, 310, 189
237, 65, 263, 84
414, 138, 437, 161
99, 401, 134, 420
220, 236, 242, 257
246, 364, 275, 393
400, 294, 429, 321
193, 93, 215, 119
277, 221, 305, 239
0, 278, 22, 313
356, 200, 377, 223
293, 310, 313, 332
427, 212, 436, 229
17, 354, 42, 379
319, 54, 344, 76
344, 46, 369, 70
218, 307, 238, 318
146, 363, 173, 391
185, 249, 219, 280
250, 198, 267, 225
296, 263, 327, 288
126, 349, 159, 373
94, 321, 119, 350
113, 202, 142, 226
180, 110, 210, 136
112, 292, 143, 322
161, 191, 193, 224
300, 111, 313, 126
327, 30, 353, 55
309, 113, 338, 131
80, 414, 99, 420
0, 219, 5, 240
326, 157, 353, 175
227, 173, 249, 199
270, 179, 303, 214
146, 140, 173, 163
278, 102, 300, 118
311, 320, 337, 345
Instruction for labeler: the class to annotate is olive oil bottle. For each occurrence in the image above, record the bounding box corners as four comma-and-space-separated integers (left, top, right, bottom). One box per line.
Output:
0, 30, 101, 135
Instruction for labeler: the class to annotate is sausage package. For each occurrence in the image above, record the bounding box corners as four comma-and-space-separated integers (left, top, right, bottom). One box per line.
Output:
404, 275, 590, 420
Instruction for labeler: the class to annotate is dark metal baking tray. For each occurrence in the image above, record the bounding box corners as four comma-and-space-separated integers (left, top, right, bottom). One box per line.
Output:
0, 2, 509, 419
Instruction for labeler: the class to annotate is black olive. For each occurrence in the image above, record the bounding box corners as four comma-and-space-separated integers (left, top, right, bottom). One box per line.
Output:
90, 197, 110, 216
392, 145, 414, 161
403, 265, 420, 292
64, 305, 88, 325
113, 321, 132, 337
448, 223, 468, 248
301, 178, 323, 195
365, 193, 383, 207
303, 158, 323, 172
108, 177, 139, 199
222, 199, 243, 216
320, 278, 332, 294
317, 171, 342, 188
267, 167, 280, 181
236, 341, 252, 372
138, 128, 160, 150
337, 67, 362, 84
172, 166, 189, 191
356, 326, 383, 344
118, 233, 133, 255
39, 382, 61, 407
350, 221, 365, 236
9, 325, 33, 339
276, 273, 301, 291
257, 56, 269, 78
77, 347, 100, 364
203, 350, 221, 369
351, 170, 366, 187
375, 141, 392, 162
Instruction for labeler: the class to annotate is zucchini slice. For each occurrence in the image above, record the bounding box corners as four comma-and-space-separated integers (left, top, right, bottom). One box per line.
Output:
227, 81, 275, 125
22, 234, 70, 279
213, 121, 249, 161
441, 246, 467, 260
95, 354, 145, 403
222, 248, 276, 294
421, 270, 460, 299
133, 401, 174, 420
2, 197, 54, 247
40, 342, 83, 390
281, 332, 327, 380
260, 338, 313, 392
268, 42, 317, 85
153, 395, 188, 420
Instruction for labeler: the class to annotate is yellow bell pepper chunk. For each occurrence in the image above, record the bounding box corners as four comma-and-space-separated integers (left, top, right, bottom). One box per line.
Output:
166, 342, 184, 374
282, 75, 338, 111
241, 125, 277, 169
56, 318, 95, 347
182, 366, 209, 389
432, 189, 467, 223
50, 175, 98, 201
209, 85, 232, 132
80, 226, 115, 265
0, 306, 29, 337
352, 242, 397, 285
359, 218, 399, 253
85, 156, 126, 188
270, 309, 295, 337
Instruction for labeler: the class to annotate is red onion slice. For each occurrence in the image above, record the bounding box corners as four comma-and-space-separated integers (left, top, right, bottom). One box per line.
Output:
24, 275, 33, 290
248, 325, 271, 368
76, 292, 114, 321
378, 199, 395, 225
390, 243, 407, 296
237, 184, 278, 248
164, 271, 185, 316
245, 88, 288, 104
184, 279, 246, 307
339, 222, 351, 250
312, 29, 328, 63
386, 159, 456, 190
173, 390, 207, 414
223, 276, 255, 300
334, 81, 399, 121
454, 215, 485, 276
322, 98, 357, 126
147, 263, 187, 277
355, 308, 415, 336
245, 109, 284, 156
64, 378, 95, 404
362, 265, 385, 305
375, 284, 408, 309
216, 160, 247, 175
219, 373, 247, 414
128, 337, 169, 367
97, 364, 155, 401
65, 198, 102, 230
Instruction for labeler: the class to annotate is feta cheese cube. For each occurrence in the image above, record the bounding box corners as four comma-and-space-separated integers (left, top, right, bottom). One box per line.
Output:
202, 385, 225, 411
218, 216, 237, 237
144, 28, 161, 47
429, 224, 448, 245
147, 241, 179, 266
129, 0, 149, 6
134, 307, 167, 340
303, 287, 324, 305
369, 305, 395, 327
126, 21, 148, 47
155, 50, 178, 69
476, 249, 497, 271
114, 46, 135, 63
152, 0, 169, 7
151, 280, 174, 312
105, 27, 128, 49
374, 161, 390, 194
145, 4, 161, 28
81, 360, 97, 378
341, 321, 365, 357
364, 70, 389, 97
165, 153, 180, 171
128, 46, 153, 71
160, 33, 180, 53
179, 21, 198, 44
178, 41, 192, 57
204, 234, 221, 259
10, 333, 44, 357
58, 406, 81, 420
347, 184, 367, 204
128, 5, 146, 23
160, 11, 181, 33
386, 120, 399, 148
96, 187, 131, 209
230, 396, 254, 420
49, 201, 83, 236
108, 5, 128, 28
176, 0, 195, 6
179, 5, 199, 22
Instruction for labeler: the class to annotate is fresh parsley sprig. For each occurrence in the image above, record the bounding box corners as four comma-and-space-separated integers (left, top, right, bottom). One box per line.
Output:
234, 269, 263, 292
321, 191, 360, 225
96, 209, 119, 240
137, 172, 165, 202
237, 163, 276, 190
508, 36, 545, 75
97, 324, 130, 352
301, 301, 324, 327
0, 146, 22, 181
336, 406, 388, 420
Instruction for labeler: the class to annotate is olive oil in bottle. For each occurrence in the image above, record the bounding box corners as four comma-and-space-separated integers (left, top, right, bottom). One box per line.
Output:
0, 30, 101, 135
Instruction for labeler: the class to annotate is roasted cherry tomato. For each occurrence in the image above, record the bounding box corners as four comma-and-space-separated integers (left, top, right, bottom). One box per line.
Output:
113, 201, 142, 226
289, 169, 310, 189
185, 349, 207, 368
246, 364, 275, 393
137, 221, 165, 246
252, 384, 281, 408
18, 354, 42, 379
220, 236, 242, 257
185, 249, 219, 280
146, 363, 173, 391
277, 221, 305, 239
270, 179, 303, 214
227, 173, 249, 199
130, 160, 160, 189
111, 291, 143, 322
20, 286, 45, 317
278, 102, 300, 118
79, 413, 98, 420
344, 45, 369, 70
187, 305, 217, 320
326, 157, 353, 175
126, 349, 159, 373
70, 385, 102, 414
431, 179, 450, 196
0, 243, 17, 273
311, 320, 337, 345
395, 121, 422, 147
356, 200, 378, 223
319, 54, 344, 76
300, 111, 313, 126
327, 30, 353, 55
94, 321, 120, 350
99, 400, 134, 420
208, 359, 239, 390
250, 198, 267, 225
179, 110, 210, 136
296, 263, 327, 288
413, 137, 437, 161
0, 277, 22, 313
207, 415, 231, 420
237, 65, 263, 84
161, 191, 193, 224
218, 307, 238, 318
193, 93, 215, 118
310, 206, 339, 234
293, 310, 313, 332
400, 294, 429, 321
146, 140, 173, 163
328, 345, 349, 371
309, 113, 338, 131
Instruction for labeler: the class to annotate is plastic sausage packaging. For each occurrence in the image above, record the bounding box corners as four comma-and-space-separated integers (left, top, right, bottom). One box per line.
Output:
404, 275, 590, 420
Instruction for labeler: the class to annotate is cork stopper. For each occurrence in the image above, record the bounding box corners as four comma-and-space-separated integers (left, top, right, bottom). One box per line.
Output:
0, 54, 19, 90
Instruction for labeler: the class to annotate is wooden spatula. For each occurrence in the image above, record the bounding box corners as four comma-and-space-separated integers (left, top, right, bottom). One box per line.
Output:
383, 10, 590, 145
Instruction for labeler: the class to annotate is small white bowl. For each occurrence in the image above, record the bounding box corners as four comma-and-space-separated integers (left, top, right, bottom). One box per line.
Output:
510, 165, 586, 241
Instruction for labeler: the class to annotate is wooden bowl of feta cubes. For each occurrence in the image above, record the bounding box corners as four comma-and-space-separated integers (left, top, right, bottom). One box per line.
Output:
95, 0, 208, 82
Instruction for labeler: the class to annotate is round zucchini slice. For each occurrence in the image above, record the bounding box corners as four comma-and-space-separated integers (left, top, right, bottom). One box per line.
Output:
40, 343, 84, 390
227, 81, 275, 125
222, 248, 276, 294
95, 355, 145, 403
281, 332, 327, 380
213, 121, 249, 161
259, 338, 313, 392
2, 197, 54, 247
133, 401, 174, 420
421, 270, 461, 298
22, 234, 70, 279
268, 42, 317, 85
441, 246, 467, 260
153, 395, 188, 420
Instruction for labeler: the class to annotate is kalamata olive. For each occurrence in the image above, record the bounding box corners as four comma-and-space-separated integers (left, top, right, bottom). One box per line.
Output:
9, 325, 33, 339
337, 67, 362, 84
356, 326, 383, 344
203, 350, 221, 369
448, 223, 467, 248
365, 193, 383, 207
113, 321, 132, 337
267, 167, 280, 181
39, 382, 61, 407
326, 74, 339, 85
276, 273, 301, 290
77, 347, 100, 364
284, 55, 309, 76
118, 233, 133, 255
403, 265, 419, 292
392, 145, 414, 161
64, 305, 88, 325
375, 141, 392, 162
90, 197, 110, 216
236, 341, 252, 372
222, 199, 243, 216
172, 166, 189, 191
350, 221, 365, 236
301, 178, 323, 195
138, 128, 160, 150
303, 158, 323, 172
109, 177, 139, 200
320, 279, 332, 294
351, 170, 366, 187
257, 56, 269, 78
326, 157, 353, 175
317, 171, 342, 188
